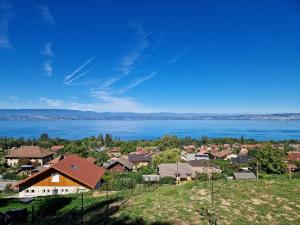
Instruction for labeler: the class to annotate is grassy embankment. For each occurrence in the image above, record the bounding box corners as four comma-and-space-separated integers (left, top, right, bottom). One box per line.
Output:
0, 177, 299, 225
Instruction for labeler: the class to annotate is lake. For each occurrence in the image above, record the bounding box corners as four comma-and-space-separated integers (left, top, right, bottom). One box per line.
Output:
0, 120, 300, 140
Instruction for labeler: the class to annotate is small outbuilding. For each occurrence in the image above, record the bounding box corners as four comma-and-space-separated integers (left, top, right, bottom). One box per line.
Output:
233, 172, 257, 180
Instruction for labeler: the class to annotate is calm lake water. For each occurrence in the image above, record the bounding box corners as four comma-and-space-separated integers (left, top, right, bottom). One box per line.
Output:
0, 120, 300, 141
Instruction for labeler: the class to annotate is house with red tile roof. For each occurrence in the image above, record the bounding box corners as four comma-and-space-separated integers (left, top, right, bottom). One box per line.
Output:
5, 146, 54, 167
86, 156, 97, 164
287, 151, 300, 162
13, 154, 105, 198
210, 149, 233, 159
51, 145, 65, 153
46, 155, 66, 166
108, 147, 122, 157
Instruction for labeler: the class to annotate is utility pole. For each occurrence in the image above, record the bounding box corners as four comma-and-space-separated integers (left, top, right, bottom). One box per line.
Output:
176, 161, 179, 185
288, 165, 292, 180
256, 161, 259, 180
211, 168, 214, 207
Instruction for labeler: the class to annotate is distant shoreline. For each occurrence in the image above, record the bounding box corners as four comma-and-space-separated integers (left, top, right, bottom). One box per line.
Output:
0, 109, 300, 121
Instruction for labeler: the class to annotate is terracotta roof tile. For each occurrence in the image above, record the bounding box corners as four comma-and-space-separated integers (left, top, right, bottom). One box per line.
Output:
211, 149, 232, 158
5, 146, 53, 158
86, 156, 97, 164
287, 151, 300, 161
51, 145, 64, 152
53, 155, 105, 188
14, 154, 105, 189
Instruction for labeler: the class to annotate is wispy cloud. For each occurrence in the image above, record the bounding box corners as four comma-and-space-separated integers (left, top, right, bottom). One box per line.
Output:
0, 0, 14, 49
152, 33, 165, 50
116, 72, 156, 94
41, 42, 54, 76
167, 47, 189, 64
64, 68, 94, 85
60, 20, 157, 112
100, 77, 122, 89
64, 56, 95, 85
40, 97, 63, 107
38, 5, 55, 25
41, 42, 54, 57
8, 95, 18, 100
43, 60, 53, 76
90, 90, 151, 112
89, 71, 156, 112
120, 20, 152, 76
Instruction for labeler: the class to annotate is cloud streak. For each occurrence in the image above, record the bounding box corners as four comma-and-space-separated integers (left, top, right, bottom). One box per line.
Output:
116, 72, 156, 94
39, 5, 55, 25
0, 0, 14, 49
167, 47, 189, 64
8, 95, 18, 100
42, 42, 54, 57
41, 42, 54, 76
64, 56, 95, 84
43, 60, 53, 76
90, 71, 156, 112
90, 90, 151, 112
64, 68, 94, 85
120, 20, 152, 76
40, 97, 63, 107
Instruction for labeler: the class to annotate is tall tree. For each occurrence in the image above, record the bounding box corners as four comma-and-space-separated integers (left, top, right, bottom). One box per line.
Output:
253, 143, 287, 174
104, 134, 113, 147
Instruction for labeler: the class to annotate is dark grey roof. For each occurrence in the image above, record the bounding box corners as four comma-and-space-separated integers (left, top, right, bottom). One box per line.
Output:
105, 157, 134, 170
233, 172, 257, 179
128, 153, 151, 163
231, 155, 254, 164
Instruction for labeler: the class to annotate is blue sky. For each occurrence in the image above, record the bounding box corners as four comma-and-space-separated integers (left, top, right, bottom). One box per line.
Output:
0, 0, 300, 113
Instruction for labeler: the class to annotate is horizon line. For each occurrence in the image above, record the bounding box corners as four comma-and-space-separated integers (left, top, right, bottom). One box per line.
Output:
0, 108, 299, 115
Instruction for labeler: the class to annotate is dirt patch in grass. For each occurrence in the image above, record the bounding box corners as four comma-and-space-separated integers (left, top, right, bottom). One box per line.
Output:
251, 198, 265, 205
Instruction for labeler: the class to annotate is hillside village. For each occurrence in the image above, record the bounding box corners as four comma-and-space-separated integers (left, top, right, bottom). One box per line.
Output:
0, 135, 300, 224
0, 135, 300, 197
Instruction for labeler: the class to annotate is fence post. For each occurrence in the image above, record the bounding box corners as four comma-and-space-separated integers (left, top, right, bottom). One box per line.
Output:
139, 182, 140, 194
81, 193, 84, 225
31, 205, 34, 225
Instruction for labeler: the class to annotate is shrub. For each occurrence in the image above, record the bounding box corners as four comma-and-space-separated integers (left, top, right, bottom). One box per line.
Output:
159, 176, 176, 184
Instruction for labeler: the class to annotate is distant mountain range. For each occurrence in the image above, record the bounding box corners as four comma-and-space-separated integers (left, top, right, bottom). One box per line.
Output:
0, 109, 300, 121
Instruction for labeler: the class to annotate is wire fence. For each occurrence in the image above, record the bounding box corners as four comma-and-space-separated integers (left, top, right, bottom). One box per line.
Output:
0, 176, 162, 225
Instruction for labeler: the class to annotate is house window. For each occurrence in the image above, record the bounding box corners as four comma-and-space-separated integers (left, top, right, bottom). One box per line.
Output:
31, 190, 34, 193
51, 173, 60, 182
43, 189, 45, 193
47, 189, 50, 193
65, 189, 68, 192
26, 190, 29, 193
61, 189, 64, 192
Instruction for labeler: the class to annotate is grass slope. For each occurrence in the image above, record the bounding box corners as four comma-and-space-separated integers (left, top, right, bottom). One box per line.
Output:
0, 178, 299, 225
116, 178, 300, 225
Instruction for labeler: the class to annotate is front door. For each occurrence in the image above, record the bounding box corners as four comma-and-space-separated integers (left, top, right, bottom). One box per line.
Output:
52, 189, 58, 195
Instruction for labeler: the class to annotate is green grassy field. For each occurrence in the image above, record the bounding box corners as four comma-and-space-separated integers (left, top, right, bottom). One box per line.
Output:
115, 178, 300, 225
1, 177, 300, 225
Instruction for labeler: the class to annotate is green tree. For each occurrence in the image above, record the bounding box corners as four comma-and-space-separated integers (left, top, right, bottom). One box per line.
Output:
40, 133, 49, 141
158, 135, 180, 151
104, 134, 113, 147
200, 136, 209, 145
120, 142, 136, 154
97, 134, 104, 146
152, 148, 180, 167
253, 144, 287, 174
89, 151, 109, 165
